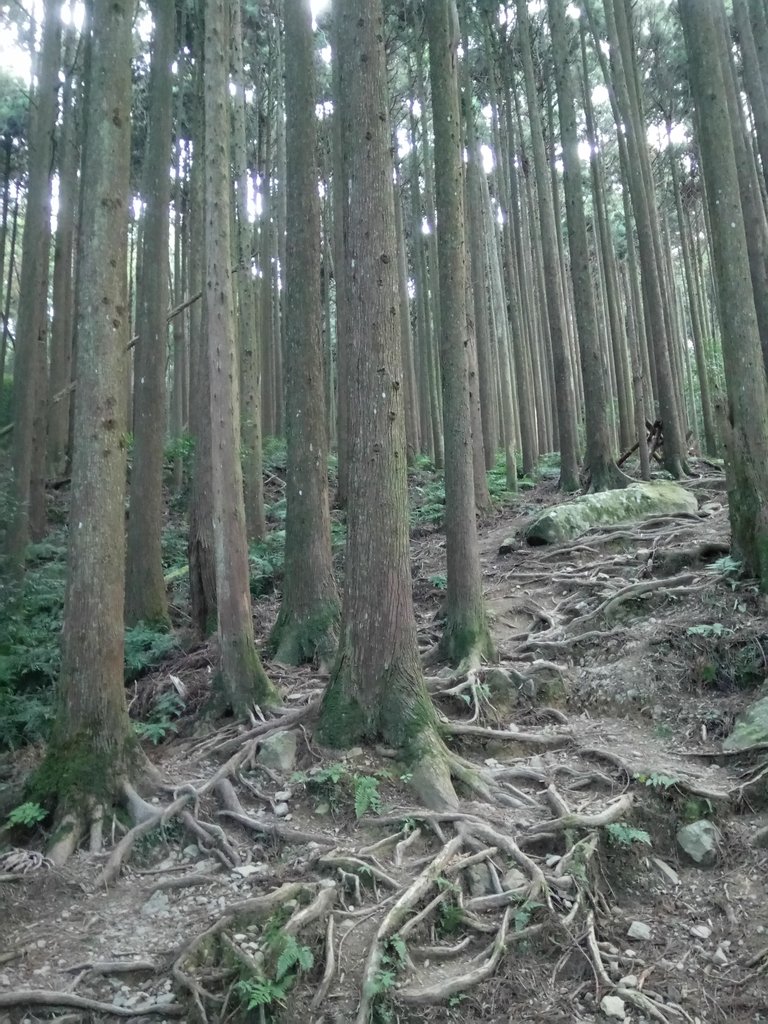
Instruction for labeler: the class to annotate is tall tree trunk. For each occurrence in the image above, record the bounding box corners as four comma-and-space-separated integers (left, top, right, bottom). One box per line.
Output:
549, 0, 628, 490
426, 0, 493, 666
516, 0, 580, 490
7, 2, 61, 565
204, 0, 278, 709
232, 0, 266, 542
47, 31, 79, 478
270, 0, 340, 666
125, 0, 174, 627
317, 0, 458, 815
681, 0, 768, 588
39, 0, 146, 865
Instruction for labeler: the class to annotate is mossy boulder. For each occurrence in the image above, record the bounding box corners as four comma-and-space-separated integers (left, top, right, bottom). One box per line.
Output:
520, 482, 698, 546
723, 694, 768, 752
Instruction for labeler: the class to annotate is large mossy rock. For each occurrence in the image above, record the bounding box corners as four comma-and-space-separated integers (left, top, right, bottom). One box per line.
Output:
723, 694, 768, 752
522, 482, 698, 546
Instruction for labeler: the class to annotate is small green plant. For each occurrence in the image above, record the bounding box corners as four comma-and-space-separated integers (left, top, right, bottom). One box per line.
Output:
640, 772, 679, 792
513, 900, 543, 932
437, 899, 464, 936
134, 692, 185, 745
6, 801, 46, 828
708, 555, 742, 577
354, 774, 382, 818
235, 976, 289, 1012
124, 624, 180, 682
275, 934, 314, 980
687, 622, 733, 638
428, 573, 447, 590
292, 763, 385, 818
604, 822, 652, 848
249, 530, 286, 596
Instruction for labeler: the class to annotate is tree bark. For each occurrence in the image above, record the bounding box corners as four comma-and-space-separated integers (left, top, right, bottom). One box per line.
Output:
125, 0, 174, 627
270, 0, 340, 666
681, 0, 768, 588
204, 0, 278, 710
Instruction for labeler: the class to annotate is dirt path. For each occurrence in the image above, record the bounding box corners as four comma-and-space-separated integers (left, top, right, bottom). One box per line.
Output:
2, 476, 768, 1023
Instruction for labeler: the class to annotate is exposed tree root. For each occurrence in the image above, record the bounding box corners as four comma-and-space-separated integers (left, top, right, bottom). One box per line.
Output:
0, 990, 183, 1017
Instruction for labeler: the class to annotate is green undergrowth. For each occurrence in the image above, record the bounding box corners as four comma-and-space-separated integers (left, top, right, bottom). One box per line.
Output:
410, 451, 534, 529
0, 535, 182, 752
290, 761, 386, 819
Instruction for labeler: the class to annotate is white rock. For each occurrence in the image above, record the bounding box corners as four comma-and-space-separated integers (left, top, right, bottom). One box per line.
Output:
273, 802, 290, 818
690, 924, 712, 940
232, 865, 261, 879
713, 946, 728, 965
652, 856, 681, 886
600, 994, 626, 1019
627, 921, 652, 941
619, 974, 638, 988
274, 790, 292, 802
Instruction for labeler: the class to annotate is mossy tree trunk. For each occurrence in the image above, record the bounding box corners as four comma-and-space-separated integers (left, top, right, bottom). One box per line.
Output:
681, 0, 768, 589
317, 0, 457, 811
426, 0, 493, 667
203, 0, 278, 710
270, 0, 340, 667
549, 0, 628, 492
125, 0, 174, 628
39, 0, 144, 862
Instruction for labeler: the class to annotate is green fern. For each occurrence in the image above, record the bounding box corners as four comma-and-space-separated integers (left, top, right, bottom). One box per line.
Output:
6, 801, 46, 828
354, 774, 382, 818
605, 822, 652, 848
274, 935, 314, 981
235, 976, 289, 1010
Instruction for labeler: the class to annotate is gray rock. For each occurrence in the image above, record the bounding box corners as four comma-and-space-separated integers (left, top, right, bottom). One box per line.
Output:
141, 891, 171, 917
690, 924, 712, 940
627, 921, 652, 941
257, 730, 298, 771
273, 802, 290, 818
677, 820, 721, 867
502, 868, 527, 891
724, 695, 768, 752
182, 844, 201, 860
466, 863, 494, 898
274, 790, 292, 802
600, 994, 626, 1019
524, 482, 698, 545
713, 946, 729, 966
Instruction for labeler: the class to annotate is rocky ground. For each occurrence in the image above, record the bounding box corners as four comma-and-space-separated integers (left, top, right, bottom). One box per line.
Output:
1, 466, 768, 1024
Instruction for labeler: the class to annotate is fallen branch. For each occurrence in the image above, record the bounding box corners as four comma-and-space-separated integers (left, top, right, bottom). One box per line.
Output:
0, 990, 183, 1017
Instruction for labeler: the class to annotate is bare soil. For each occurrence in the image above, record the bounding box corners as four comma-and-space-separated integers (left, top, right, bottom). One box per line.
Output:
2, 468, 768, 1024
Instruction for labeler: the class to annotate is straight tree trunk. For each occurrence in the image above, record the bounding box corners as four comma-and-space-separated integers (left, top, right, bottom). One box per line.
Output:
47, 32, 79, 478
232, 0, 266, 542
516, 0, 580, 490
317, 0, 458, 814
426, 0, 493, 666
39, 0, 146, 864
681, 0, 768, 588
125, 0, 174, 627
7, 2, 61, 565
203, 0, 278, 710
549, 0, 628, 490
270, 0, 340, 666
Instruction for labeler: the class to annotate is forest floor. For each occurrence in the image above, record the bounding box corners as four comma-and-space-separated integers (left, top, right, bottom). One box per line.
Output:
2, 462, 768, 1024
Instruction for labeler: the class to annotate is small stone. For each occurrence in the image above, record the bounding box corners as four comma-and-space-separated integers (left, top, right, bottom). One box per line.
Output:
502, 868, 527, 891
141, 891, 171, 917
677, 821, 722, 868
182, 845, 201, 860
273, 802, 290, 818
232, 865, 261, 879
233, 933, 247, 942
690, 924, 712, 940
345, 747, 364, 759
652, 856, 680, 886
257, 730, 298, 771
315, 801, 330, 816
712, 947, 729, 965
274, 790, 292, 802
466, 863, 494, 897
627, 921, 652, 941
619, 975, 638, 988
600, 994, 626, 1019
